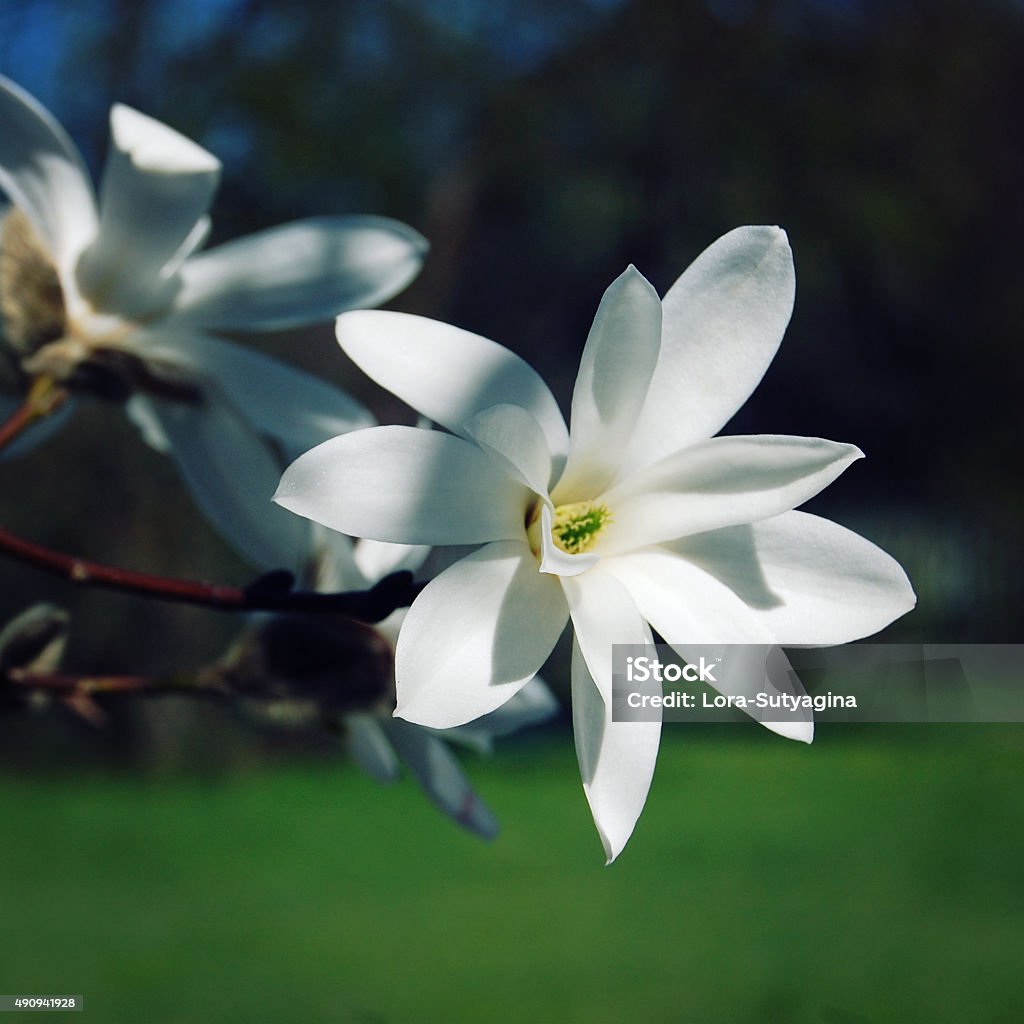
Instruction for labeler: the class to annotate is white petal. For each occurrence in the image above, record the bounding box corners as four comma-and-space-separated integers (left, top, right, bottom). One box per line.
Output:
337, 310, 569, 459
276, 426, 530, 546
554, 266, 662, 502
564, 567, 661, 861
538, 501, 600, 577
602, 435, 863, 553
168, 216, 428, 330
306, 527, 369, 592
567, 607, 661, 863
442, 676, 560, 751
383, 718, 499, 840
625, 226, 796, 468
346, 712, 400, 783
393, 540, 568, 728
606, 548, 777, 644
669, 510, 917, 645
75, 104, 220, 319
352, 539, 431, 584
137, 390, 310, 572
464, 403, 553, 495
0, 75, 97, 284
125, 393, 171, 453
131, 328, 374, 461
605, 548, 813, 742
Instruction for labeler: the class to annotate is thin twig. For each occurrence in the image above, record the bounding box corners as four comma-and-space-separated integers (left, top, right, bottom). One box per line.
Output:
0, 522, 423, 620
0, 381, 423, 620
0, 377, 68, 453
6, 667, 188, 694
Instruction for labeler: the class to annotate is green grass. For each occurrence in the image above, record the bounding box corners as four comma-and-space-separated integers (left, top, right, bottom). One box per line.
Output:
1, 727, 1022, 1023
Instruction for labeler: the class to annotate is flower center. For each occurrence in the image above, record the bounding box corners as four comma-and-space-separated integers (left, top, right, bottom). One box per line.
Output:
528, 500, 613, 556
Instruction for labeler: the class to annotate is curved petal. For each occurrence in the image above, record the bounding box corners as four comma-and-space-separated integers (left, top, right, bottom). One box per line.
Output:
554, 266, 662, 502
624, 227, 796, 469
131, 328, 374, 461
0, 75, 97, 284
605, 548, 812, 742
275, 426, 531, 546
383, 718, 499, 840
537, 502, 600, 577
337, 310, 569, 459
669, 510, 917, 645
75, 104, 221, 319
352, 538, 431, 584
602, 435, 863, 553
136, 390, 310, 572
393, 540, 568, 728
442, 675, 560, 752
168, 216, 428, 331
464, 403, 553, 495
346, 712, 400, 783
306, 527, 368, 592
563, 568, 660, 863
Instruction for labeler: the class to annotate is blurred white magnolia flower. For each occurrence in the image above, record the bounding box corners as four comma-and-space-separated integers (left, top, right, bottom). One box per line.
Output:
312, 531, 559, 840
275, 226, 916, 861
0, 75, 427, 570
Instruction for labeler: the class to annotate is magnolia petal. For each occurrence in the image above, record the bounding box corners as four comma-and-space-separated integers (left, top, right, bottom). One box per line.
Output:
137, 390, 310, 572
352, 538, 431, 584
0, 75, 97, 284
337, 310, 569, 459
554, 266, 662, 502
563, 564, 652, 702
565, 569, 663, 862
602, 435, 863, 553
383, 718, 500, 840
346, 712, 400, 783
393, 540, 568, 728
131, 328, 374, 461
75, 105, 220, 319
625, 227, 796, 469
605, 548, 813, 742
442, 676, 560, 752
669, 510, 917, 645
538, 502, 600, 578
169, 216, 428, 331
276, 426, 530, 546
305, 527, 368, 592
571, 645, 662, 865
464, 403, 553, 495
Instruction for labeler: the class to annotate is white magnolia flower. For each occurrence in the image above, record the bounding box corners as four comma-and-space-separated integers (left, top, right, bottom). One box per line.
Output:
0, 75, 427, 570
313, 531, 559, 840
275, 226, 916, 861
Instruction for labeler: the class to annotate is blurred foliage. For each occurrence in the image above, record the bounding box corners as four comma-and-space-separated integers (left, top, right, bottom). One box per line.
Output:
1, 729, 1023, 1022
0, 0, 1021, 682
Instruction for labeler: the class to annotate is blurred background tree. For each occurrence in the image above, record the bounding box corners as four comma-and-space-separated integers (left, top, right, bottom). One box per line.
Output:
1, 0, 1022, 734
1, 5, 1022, 1021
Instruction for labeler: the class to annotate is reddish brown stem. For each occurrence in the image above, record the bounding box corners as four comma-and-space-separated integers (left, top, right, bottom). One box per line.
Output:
0, 523, 248, 608
0, 521, 421, 620
0, 383, 422, 621
7, 668, 170, 693
0, 378, 68, 452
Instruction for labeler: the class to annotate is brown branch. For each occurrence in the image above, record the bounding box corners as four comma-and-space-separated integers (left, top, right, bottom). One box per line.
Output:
0, 377, 68, 452
7, 667, 182, 694
0, 380, 424, 621
0, 522, 423, 621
